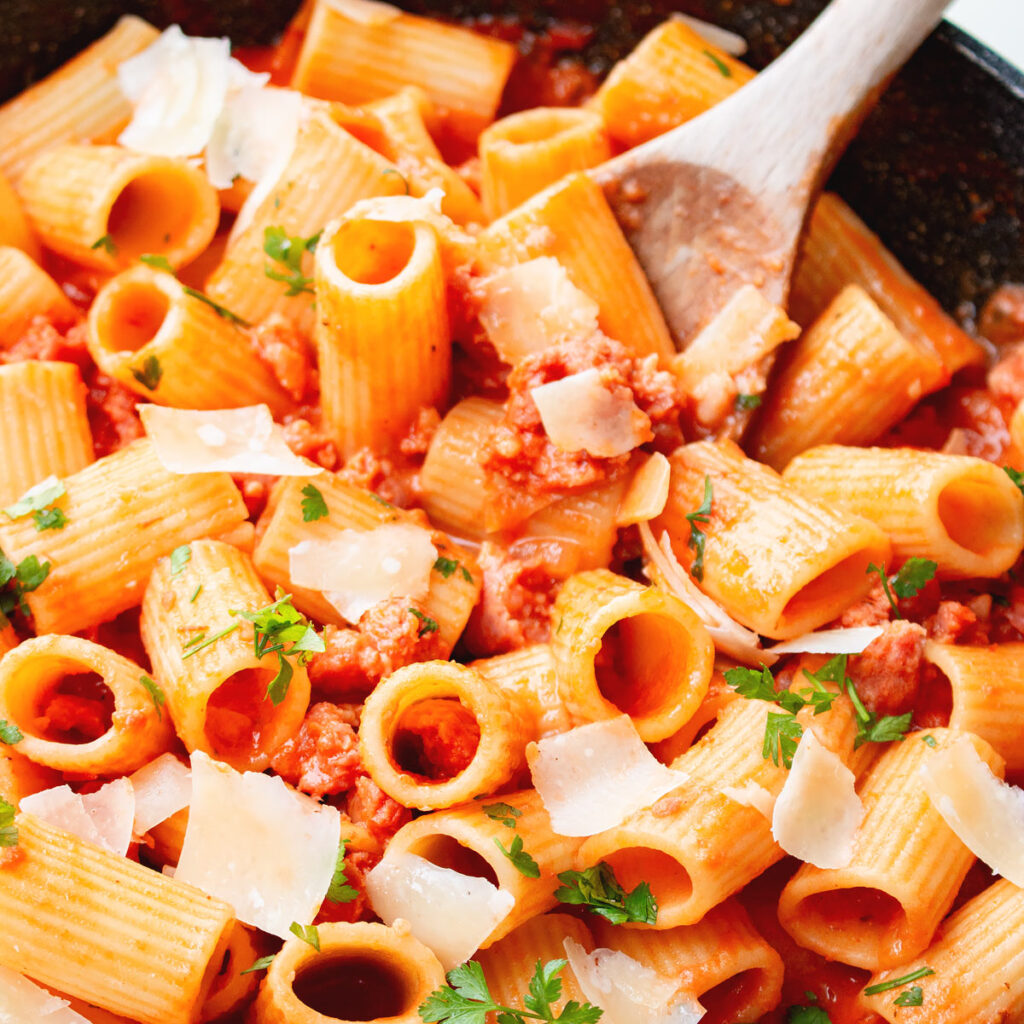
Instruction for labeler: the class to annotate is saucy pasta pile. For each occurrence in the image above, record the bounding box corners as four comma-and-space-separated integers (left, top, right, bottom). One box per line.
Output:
0, 4, 1022, 1024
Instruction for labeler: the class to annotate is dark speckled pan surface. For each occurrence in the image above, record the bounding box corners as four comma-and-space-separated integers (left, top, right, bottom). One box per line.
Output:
2, 0, 1021, 327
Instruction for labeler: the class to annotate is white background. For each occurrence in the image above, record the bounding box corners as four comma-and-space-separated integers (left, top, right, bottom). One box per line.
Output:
947, 0, 1024, 71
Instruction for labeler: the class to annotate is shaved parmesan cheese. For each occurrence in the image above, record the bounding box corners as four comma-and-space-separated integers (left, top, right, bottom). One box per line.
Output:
327, 0, 402, 23
920, 736, 1024, 887
476, 258, 600, 363
0, 966, 91, 1024
563, 940, 705, 1024
721, 780, 775, 820
672, 13, 748, 55
175, 752, 341, 939
365, 853, 514, 970
206, 85, 301, 190
140, 405, 321, 477
531, 369, 650, 458
20, 779, 135, 856
617, 452, 671, 526
639, 523, 770, 666
527, 716, 687, 837
766, 626, 884, 656
118, 26, 268, 158
771, 730, 863, 869
130, 753, 192, 835
289, 522, 437, 623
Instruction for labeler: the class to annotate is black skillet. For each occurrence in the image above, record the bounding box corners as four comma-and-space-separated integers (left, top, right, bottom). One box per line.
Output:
2, 0, 1021, 329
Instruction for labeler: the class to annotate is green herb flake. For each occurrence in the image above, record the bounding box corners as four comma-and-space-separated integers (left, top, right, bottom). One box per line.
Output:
494, 834, 540, 878
183, 287, 251, 326
866, 558, 936, 618
32, 508, 67, 532
170, 545, 191, 575
326, 839, 360, 903
0, 720, 23, 744
1004, 465, 1024, 496
922, 734, 937, 748
130, 354, 163, 391
703, 48, 733, 77
300, 483, 329, 522
91, 234, 117, 255
189, 583, 203, 603
433, 556, 459, 579
263, 225, 321, 297
685, 475, 713, 582
4, 477, 65, 521
482, 802, 522, 829
864, 967, 935, 997
0, 796, 17, 848
555, 862, 657, 925
893, 987, 924, 1007
288, 922, 320, 950
140, 253, 175, 273
409, 608, 439, 637
139, 674, 166, 720
735, 392, 762, 411
240, 954, 276, 976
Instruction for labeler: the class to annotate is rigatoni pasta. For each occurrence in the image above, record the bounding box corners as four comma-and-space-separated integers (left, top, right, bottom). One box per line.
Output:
0, 247, 76, 348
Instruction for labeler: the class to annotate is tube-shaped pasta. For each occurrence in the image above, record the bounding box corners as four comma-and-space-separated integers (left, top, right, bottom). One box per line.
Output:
385, 789, 584, 945
0, 813, 234, 1024
591, 900, 784, 1024
0, 15, 159, 184
0, 635, 172, 776
478, 174, 675, 361
0, 438, 248, 635
0, 746, 59, 804
17, 146, 218, 272
367, 88, 485, 226
862, 879, 1024, 1024
477, 914, 594, 1011
577, 689, 861, 929
206, 107, 404, 331
650, 670, 740, 765
475, 643, 572, 737
252, 921, 445, 1024
588, 18, 755, 148
0, 170, 41, 259
551, 569, 714, 742
751, 285, 946, 469
651, 440, 892, 639
315, 215, 449, 457
199, 923, 261, 1022
922, 641, 1024, 772
86, 265, 293, 413
0, 247, 76, 349
778, 728, 1004, 971
292, 0, 515, 144
480, 108, 611, 220
783, 446, 1024, 578
254, 474, 479, 653
792, 193, 984, 377
359, 660, 532, 810
0, 361, 93, 505
140, 539, 311, 773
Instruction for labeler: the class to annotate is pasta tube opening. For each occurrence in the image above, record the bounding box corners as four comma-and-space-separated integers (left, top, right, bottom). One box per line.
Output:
700, 969, 774, 1024
391, 698, 481, 781
30, 669, 113, 745
203, 666, 289, 764
331, 219, 416, 285
106, 169, 204, 261
793, 887, 906, 954
601, 845, 694, 912
292, 954, 412, 1020
936, 476, 1019, 554
781, 548, 881, 623
406, 833, 502, 888
94, 276, 170, 353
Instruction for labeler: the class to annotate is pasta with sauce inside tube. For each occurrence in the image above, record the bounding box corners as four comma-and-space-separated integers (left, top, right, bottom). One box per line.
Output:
0, 5, 1023, 1024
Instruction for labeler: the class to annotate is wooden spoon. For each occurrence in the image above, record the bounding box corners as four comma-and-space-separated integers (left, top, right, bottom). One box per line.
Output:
592, 0, 953, 344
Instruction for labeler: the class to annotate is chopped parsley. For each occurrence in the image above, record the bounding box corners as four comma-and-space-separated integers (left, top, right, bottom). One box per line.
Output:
494, 834, 540, 878
482, 802, 522, 829
183, 287, 250, 327
289, 922, 320, 950
735, 392, 762, 410
139, 674, 166, 720
234, 592, 325, 705
922, 734, 937, 748
130, 355, 163, 391
866, 558, 937, 618
263, 226, 320, 297
180, 622, 240, 659
0, 720, 23, 744
326, 839, 359, 903
91, 234, 117, 255
139, 253, 175, 273
240, 954, 276, 976
555, 862, 657, 925
763, 711, 805, 769
703, 48, 733, 77
189, 583, 203, 603
685, 475, 713, 582
0, 552, 51, 619
1004, 465, 1024, 496
893, 987, 924, 1007
433, 556, 459, 579
169, 545, 191, 575
864, 967, 935, 998
785, 995, 831, 1024
32, 508, 66, 532
409, 608, 439, 637
4, 477, 65, 521
0, 796, 17, 848
300, 483, 329, 522
419, 958, 602, 1024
